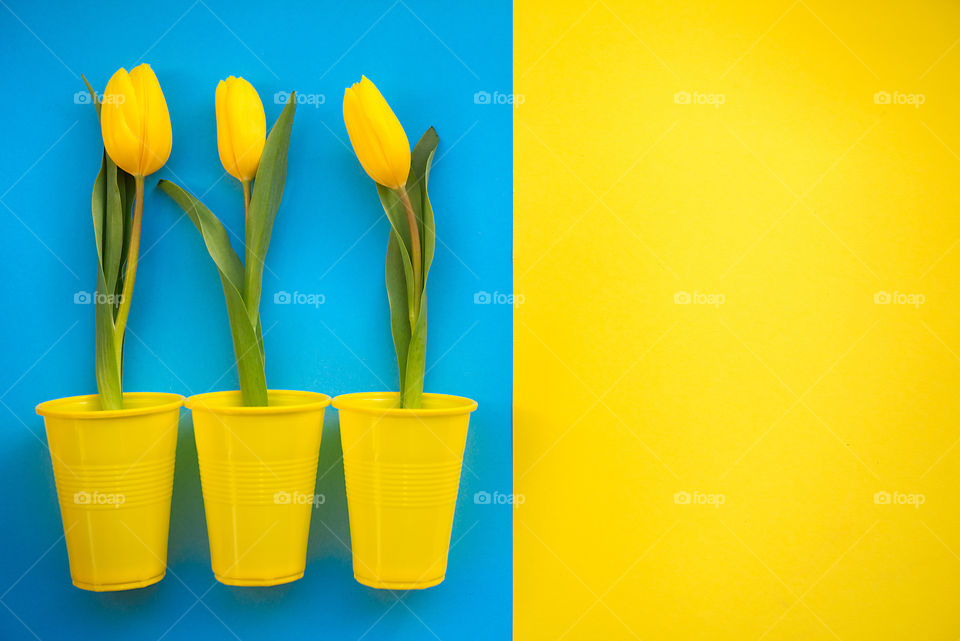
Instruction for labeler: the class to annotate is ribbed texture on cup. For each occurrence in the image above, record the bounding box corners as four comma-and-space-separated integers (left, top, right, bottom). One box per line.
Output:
198, 455, 320, 506
52, 458, 175, 510
344, 460, 462, 507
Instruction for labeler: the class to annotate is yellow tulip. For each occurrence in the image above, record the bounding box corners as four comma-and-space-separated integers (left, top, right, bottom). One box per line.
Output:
215, 76, 266, 182
343, 76, 411, 189
100, 64, 172, 177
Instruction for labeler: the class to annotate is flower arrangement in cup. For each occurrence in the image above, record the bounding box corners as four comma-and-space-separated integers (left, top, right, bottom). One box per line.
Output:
33, 65, 183, 593
342, 76, 439, 408
334, 77, 477, 589
84, 64, 172, 409
159, 78, 296, 406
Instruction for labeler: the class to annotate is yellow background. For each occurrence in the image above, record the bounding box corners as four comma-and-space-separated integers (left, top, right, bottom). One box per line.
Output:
514, 1, 960, 639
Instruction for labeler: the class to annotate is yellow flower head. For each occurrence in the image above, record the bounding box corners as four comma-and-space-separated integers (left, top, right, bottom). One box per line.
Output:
215, 76, 266, 182
343, 76, 411, 189
100, 64, 172, 177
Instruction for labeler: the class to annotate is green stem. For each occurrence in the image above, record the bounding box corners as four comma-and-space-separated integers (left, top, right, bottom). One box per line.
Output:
397, 185, 421, 327
242, 187, 263, 327
113, 175, 144, 354
242, 179, 251, 222
95, 301, 123, 410
402, 324, 425, 409
238, 178, 267, 406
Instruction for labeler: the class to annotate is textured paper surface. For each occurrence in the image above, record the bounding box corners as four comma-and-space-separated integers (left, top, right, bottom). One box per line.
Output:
515, 1, 960, 638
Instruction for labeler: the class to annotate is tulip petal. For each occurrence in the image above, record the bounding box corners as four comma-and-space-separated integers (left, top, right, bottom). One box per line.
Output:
357, 76, 410, 188
344, 85, 393, 187
226, 77, 265, 181
343, 78, 411, 189
101, 68, 143, 176
216, 78, 240, 180
129, 64, 171, 176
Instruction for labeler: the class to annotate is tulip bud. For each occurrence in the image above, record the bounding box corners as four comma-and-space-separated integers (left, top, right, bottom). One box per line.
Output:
342, 76, 411, 189
215, 77, 266, 182
100, 64, 172, 177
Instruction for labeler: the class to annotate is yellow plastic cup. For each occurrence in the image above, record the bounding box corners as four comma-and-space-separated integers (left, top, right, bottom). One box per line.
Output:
333, 392, 477, 589
35, 392, 183, 591
187, 390, 330, 586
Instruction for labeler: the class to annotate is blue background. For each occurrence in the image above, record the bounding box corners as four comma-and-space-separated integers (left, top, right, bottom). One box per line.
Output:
0, 1, 512, 639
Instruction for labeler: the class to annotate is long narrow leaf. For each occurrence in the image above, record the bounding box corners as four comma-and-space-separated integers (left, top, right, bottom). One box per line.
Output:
92, 153, 122, 408
244, 95, 297, 324
158, 179, 268, 405
410, 128, 438, 285
116, 171, 136, 307
85, 76, 123, 408
377, 184, 418, 322
386, 233, 410, 401
158, 180, 245, 292
220, 273, 268, 406
102, 160, 125, 295
403, 291, 428, 408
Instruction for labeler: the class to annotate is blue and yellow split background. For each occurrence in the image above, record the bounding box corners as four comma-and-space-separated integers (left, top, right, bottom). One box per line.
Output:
2, 1, 960, 639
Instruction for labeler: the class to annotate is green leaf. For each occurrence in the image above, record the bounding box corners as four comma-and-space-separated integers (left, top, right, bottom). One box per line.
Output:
158, 180, 245, 292
91, 154, 106, 268
220, 272, 269, 407
377, 128, 440, 408
399, 128, 439, 408
158, 179, 268, 406
85, 77, 124, 410
102, 159, 125, 295
116, 171, 136, 306
244, 94, 297, 325
377, 184, 418, 324
94, 270, 123, 410
402, 291, 427, 408
91, 154, 122, 410
408, 127, 439, 285
386, 232, 411, 400
81, 74, 100, 117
